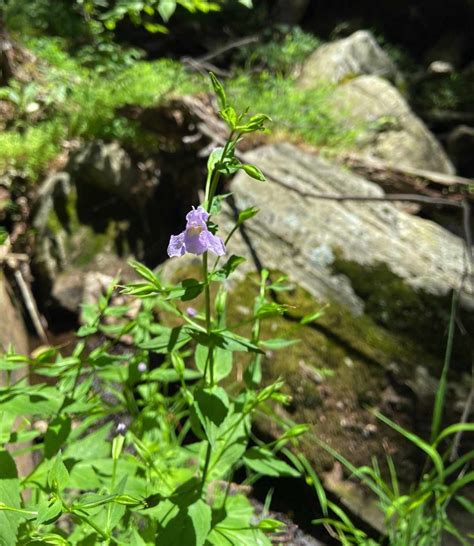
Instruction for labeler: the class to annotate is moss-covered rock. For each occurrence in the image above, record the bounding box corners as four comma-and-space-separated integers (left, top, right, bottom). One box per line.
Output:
31, 169, 129, 309
218, 143, 472, 370
161, 259, 430, 475
331, 258, 473, 367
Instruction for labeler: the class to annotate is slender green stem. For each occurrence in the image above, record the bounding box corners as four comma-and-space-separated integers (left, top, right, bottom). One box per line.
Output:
201, 250, 214, 492
209, 348, 214, 386
200, 131, 238, 494
200, 442, 212, 494
213, 224, 238, 271
203, 252, 211, 333
0, 505, 37, 516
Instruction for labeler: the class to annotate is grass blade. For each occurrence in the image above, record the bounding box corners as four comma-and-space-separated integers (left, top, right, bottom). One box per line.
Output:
431, 290, 458, 443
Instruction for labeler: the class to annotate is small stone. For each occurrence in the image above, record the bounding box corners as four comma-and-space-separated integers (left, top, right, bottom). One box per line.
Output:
363, 423, 378, 437
34, 420, 48, 434
344, 357, 354, 368
428, 60, 454, 74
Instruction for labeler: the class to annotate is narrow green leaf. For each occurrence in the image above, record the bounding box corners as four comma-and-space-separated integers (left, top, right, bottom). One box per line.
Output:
0, 412, 15, 444
431, 290, 457, 443
211, 255, 246, 281
243, 447, 300, 478
36, 498, 63, 525
0, 450, 20, 545
47, 451, 70, 492
128, 260, 161, 288
374, 411, 444, 478
254, 518, 285, 531
209, 72, 226, 110
260, 338, 298, 350
44, 416, 71, 459
434, 423, 474, 446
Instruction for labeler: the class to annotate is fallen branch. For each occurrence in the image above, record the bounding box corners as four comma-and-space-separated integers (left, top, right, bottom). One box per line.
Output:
1, 237, 49, 344
339, 153, 473, 202
13, 266, 49, 345
196, 34, 259, 63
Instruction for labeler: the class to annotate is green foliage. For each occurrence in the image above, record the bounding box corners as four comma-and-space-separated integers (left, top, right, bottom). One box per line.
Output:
228, 72, 358, 149
0, 77, 303, 545
414, 71, 474, 111
0, 37, 204, 178
4, 0, 253, 36
3, 0, 89, 37
0, 123, 64, 179
0, 27, 355, 180
237, 26, 321, 76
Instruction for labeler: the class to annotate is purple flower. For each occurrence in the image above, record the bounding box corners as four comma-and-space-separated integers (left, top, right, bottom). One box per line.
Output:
186, 306, 198, 317
137, 362, 147, 373
167, 206, 226, 258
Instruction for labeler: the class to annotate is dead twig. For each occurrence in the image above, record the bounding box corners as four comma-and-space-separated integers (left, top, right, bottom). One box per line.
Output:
1, 236, 49, 344
181, 35, 259, 78
196, 35, 259, 63
339, 153, 473, 203
13, 265, 48, 345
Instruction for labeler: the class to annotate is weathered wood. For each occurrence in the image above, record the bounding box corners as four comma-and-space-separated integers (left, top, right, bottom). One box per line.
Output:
0, 270, 34, 479
339, 152, 474, 203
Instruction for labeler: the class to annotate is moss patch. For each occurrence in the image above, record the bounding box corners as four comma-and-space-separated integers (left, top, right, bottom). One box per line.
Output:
163, 263, 423, 477
227, 272, 419, 475
331, 258, 472, 370
44, 181, 120, 269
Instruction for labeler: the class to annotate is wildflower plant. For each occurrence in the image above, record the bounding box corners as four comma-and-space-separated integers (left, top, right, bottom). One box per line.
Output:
2, 71, 471, 546
0, 74, 309, 545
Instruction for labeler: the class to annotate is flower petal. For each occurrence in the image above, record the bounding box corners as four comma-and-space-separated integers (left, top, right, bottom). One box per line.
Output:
167, 232, 187, 257
183, 231, 207, 255
199, 230, 226, 256
186, 206, 208, 228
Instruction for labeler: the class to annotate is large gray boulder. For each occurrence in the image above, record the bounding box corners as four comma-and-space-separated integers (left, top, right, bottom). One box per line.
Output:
299, 30, 399, 86
331, 75, 455, 173
31, 141, 155, 305
223, 144, 469, 309
32, 171, 120, 299
299, 31, 454, 173
217, 143, 471, 364
67, 141, 143, 204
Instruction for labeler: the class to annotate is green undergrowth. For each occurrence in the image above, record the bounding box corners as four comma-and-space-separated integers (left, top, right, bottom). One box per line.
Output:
413, 70, 474, 112
0, 36, 205, 179
227, 73, 358, 150
162, 264, 434, 474
0, 32, 356, 180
